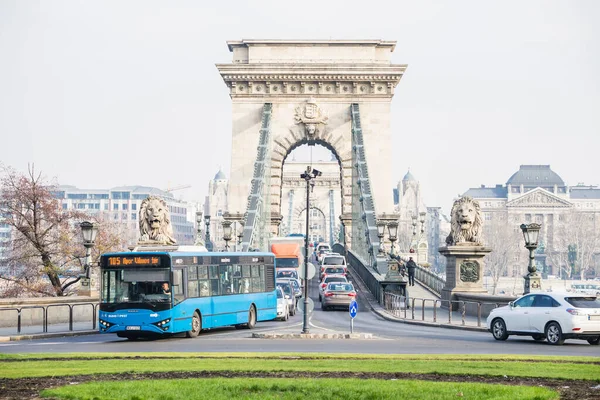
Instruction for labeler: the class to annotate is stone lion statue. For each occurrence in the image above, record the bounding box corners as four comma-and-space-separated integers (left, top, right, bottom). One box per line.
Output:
445, 196, 483, 246
138, 196, 177, 245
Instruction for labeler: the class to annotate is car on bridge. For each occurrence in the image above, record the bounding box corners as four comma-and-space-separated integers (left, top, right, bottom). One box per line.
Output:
275, 287, 289, 321
321, 282, 357, 311
320, 266, 347, 282
319, 275, 348, 301
487, 292, 600, 345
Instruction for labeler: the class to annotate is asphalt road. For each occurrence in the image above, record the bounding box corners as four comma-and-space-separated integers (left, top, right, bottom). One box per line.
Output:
1, 267, 598, 356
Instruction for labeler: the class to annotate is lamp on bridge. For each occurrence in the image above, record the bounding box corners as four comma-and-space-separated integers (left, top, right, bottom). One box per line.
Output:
195, 211, 204, 246
300, 165, 322, 335
204, 215, 213, 251
520, 223, 542, 294
222, 220, 233, 252
79, 221, 99, 296
387, 220, 398, 256
376, 220, 386, 255
237, 220, 244, 248
410, 213, 418, 252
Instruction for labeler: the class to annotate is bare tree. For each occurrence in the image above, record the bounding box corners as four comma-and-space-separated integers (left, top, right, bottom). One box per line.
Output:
548, 211, 600, 280
0, 165, 128, 297
483, 214, 522, 294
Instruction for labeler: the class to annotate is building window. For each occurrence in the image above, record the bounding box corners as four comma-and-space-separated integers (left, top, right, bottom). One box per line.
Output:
132, 213, 137, 220
122, 204, 128, 210
77, 203, 85, 209
62, 204, 68, 210
122, 213, 128, 220
104, 204, 109, 211
113, 204, 119, 210
217, 209, 223, 217
132, 204, 137, 211
485, 213, 492, 221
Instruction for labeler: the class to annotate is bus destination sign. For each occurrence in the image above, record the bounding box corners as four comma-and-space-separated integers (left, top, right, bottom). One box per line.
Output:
107, 256, 161, 267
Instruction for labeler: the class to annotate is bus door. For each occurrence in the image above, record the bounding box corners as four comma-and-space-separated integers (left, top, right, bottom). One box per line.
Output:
170, 267, 188, 332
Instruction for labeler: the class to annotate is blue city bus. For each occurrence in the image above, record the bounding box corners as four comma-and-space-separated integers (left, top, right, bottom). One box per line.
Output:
98, 250, 277, 339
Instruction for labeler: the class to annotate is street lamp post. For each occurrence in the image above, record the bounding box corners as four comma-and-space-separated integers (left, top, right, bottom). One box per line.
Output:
300, 165, 321, 334
410, 213, 418, 252
520, 223, 542, 294
204, 215, 213, 251
222, 220, 232, 251
376, 220, 386, 255
79, 221, 99, 296
237, 221, 244, 250
418, 211, 426, 263
195, 211, 204, 246
387, 220, 398, 256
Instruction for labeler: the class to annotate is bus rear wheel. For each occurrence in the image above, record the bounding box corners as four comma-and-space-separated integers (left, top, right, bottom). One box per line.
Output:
247, 306, 257, 329
186, 312, 201, 338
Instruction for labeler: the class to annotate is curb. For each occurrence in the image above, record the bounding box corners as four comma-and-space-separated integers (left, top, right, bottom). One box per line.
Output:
0, 330, 98, 342
252, 333, 373, 339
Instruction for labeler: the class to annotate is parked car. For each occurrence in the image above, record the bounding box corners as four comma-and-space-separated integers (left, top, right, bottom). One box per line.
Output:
318, 275, 348, 301
321, 282, 357, 311
320, 266, 347, 282
276, 287, 289, 321
486, 292, 600, 345
276, 281, 297, 316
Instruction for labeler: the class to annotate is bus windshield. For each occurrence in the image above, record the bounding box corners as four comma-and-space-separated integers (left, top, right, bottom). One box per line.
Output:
102, 268, 172, 307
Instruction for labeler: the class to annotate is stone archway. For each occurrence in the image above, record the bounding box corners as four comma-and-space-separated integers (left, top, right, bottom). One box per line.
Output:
218, 39, 406, 251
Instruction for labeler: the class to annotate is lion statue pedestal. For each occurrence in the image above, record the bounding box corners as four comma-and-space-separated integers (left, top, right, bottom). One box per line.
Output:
439, 245, 492, 310
439, 196, 492, 310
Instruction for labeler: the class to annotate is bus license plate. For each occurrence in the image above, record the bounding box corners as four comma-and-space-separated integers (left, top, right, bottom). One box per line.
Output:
126, 326, 141, 330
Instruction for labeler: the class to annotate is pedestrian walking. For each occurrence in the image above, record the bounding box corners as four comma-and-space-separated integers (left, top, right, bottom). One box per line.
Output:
406, 257, 417, 286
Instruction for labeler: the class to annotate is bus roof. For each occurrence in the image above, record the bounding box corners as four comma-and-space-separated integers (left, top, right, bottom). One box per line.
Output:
101, 250, 275, 258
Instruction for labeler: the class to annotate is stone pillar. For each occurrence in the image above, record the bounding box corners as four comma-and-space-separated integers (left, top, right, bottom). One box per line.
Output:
340, 214, 353, 250
439, 245, 492, 310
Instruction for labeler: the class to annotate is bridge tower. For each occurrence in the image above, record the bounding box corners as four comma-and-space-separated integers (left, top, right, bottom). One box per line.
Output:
217, 40, 406, 260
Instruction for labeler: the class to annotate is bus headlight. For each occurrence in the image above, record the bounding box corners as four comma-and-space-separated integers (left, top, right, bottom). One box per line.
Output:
152, 318, 171, 331
99, 319, 114, 330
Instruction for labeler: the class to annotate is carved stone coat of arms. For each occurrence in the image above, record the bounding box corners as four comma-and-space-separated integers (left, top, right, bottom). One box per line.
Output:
294, 98, 328, 139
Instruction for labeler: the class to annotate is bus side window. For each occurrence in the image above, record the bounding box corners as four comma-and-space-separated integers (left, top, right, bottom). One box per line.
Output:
172, 269, 184, 304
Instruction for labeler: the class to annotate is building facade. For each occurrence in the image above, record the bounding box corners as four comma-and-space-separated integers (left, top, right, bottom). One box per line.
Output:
56, 185, 196, 245
464, 165, 600, 278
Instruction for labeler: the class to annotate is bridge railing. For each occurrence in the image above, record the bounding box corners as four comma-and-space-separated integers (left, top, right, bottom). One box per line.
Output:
414, 265, 445, 296
0, 302, 98, 335
383, 292, 508, 328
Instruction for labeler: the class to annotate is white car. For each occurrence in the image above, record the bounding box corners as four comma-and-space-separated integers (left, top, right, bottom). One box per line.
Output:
486, 292, 600, 345
276, 287, 289, 321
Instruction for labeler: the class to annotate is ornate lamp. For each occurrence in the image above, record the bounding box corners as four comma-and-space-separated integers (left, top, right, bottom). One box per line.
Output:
237, 220, 244, 246
204, 215, 213, 251
387, 220, 399, 256
419, 211, 426, 234
222, 220, 233, 251
376, 220, 386, 255
520, 223, 542, 294
79, 221, 98, 282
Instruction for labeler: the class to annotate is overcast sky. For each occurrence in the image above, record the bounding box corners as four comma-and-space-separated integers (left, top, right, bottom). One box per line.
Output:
1, 1, 598, 215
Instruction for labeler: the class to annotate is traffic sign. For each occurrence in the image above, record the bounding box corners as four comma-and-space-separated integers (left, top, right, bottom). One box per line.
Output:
349, 300, 358, 319
297, 297, 314, 314
298, 262, 316, 280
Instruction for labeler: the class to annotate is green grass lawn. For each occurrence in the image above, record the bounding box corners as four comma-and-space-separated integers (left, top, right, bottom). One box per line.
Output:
0, 353, 598, 380
2, 353, 596, 400
41, 377, 559, 400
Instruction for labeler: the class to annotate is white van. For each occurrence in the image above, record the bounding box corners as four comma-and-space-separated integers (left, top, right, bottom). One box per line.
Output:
316, 243, 331, 262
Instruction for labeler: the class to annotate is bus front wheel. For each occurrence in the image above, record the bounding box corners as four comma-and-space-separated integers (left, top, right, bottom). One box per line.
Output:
247, 306, 257, 329
186, 312, 202, 338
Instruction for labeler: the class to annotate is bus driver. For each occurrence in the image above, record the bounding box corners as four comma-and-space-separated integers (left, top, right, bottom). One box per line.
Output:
161, 282, 171, 295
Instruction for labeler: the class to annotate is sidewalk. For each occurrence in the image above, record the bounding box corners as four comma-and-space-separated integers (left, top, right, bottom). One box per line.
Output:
348, 267, 488, 333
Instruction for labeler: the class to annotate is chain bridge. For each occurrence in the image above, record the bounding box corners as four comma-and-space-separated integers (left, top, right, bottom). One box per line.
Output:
216, 39, 416, 302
